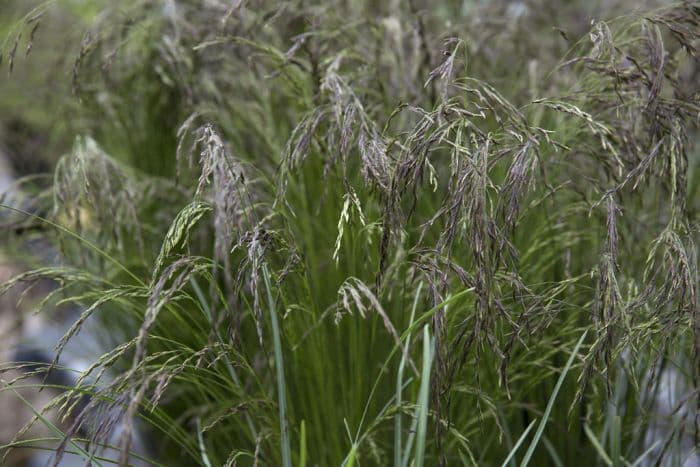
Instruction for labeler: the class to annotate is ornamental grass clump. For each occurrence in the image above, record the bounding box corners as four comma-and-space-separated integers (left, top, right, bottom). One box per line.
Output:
0, 1, 698, 466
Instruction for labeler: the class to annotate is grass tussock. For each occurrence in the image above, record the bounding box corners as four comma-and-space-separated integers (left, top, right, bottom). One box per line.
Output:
1, 1, 699, 466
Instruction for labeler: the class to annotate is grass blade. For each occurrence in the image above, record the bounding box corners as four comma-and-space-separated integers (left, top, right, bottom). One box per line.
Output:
630, 441, 660, 467
501, 419, 537, 467
413, 325, 434, 467
195, 418, 213, 467
263, 263, 292, 467
299, 420, 307, 467
395, 282, 422, 467
584, 424, 612, 466
520, 330, 588, 466
610, 415, 621, 467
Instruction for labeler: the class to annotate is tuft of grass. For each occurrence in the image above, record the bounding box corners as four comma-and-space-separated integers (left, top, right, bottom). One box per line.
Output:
0, 1, 698, 466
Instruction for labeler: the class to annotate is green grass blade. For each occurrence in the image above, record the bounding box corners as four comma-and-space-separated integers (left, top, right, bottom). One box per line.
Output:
501, 419, 537, 467
413, 325, 434, 467
195, 418, 213, 467
541, 435, 565, 467
520, 330, 588, 467
629, 441, 660, 467
263, 263, 292, 467
610, 415, 621, 467
299, 420, 307, 467
584, 424, 612, 466
395, 282, 422, 467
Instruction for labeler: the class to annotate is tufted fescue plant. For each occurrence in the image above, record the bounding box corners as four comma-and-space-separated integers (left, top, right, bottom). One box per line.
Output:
1, 1, 699, 466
